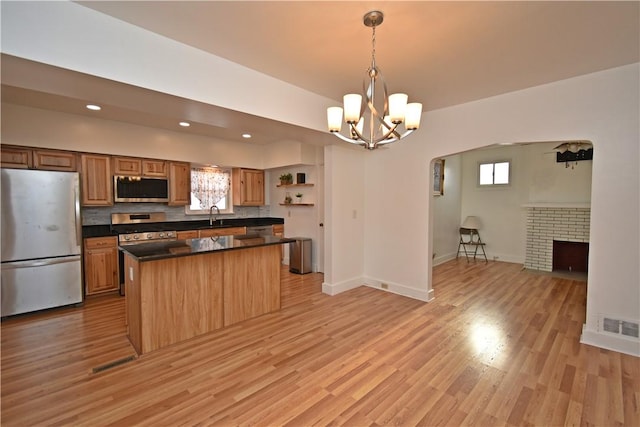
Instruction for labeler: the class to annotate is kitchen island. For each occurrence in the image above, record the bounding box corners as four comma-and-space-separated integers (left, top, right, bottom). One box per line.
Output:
121, 234, 294, 354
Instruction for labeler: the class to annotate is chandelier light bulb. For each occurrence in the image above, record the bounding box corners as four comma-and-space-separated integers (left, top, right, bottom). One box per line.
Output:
388, 93, 408, 124
343, 94, 362, 123
327, 107, 344, 132
404, 103, 423, 130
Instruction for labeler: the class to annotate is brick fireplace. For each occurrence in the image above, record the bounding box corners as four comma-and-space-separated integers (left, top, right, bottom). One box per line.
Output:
524, 204, 590, 272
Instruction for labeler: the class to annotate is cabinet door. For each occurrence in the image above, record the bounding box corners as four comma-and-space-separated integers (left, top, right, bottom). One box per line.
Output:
81, 154, 113, 206
142, 160, 167, 177
233, 168, 265, 206
199, 227, 246, 238
168, 162, 191, 206
1, 146, 32, 169
113, 157, 142, 176
273, 224, 285, 261
84, 237, 119, 295
33, 150, 77, 171
176, 230, 199, 240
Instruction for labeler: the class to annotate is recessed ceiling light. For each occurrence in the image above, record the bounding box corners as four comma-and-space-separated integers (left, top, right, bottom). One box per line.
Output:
242, 133, 252, 139
86, 104, 101, 111
179, 121, 191, 127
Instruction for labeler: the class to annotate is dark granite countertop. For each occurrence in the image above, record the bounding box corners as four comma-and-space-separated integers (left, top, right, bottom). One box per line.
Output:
120, 234, 295, 262
82, 217, 284, 238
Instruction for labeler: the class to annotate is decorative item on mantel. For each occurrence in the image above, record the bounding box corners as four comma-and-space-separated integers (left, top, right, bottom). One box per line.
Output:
295, 193, 303, 203
279, 173, 293, 186
326, 10, 422, 150
284, 192, 292, 204
553, 141, 593, 169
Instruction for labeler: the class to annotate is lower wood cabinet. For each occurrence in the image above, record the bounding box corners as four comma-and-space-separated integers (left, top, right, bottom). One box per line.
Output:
273, 224, 285, 261
177, 227, 247, 240
198, 226, 246, 238
176, 230, 199, 240
84, 236, 119, 295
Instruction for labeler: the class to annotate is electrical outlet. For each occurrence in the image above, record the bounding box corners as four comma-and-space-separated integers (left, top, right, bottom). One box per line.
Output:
381, 283, 388, 289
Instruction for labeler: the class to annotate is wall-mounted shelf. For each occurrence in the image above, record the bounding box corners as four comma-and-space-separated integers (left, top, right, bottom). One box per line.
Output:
276, 183, 314, 188
279, 203, 314, 206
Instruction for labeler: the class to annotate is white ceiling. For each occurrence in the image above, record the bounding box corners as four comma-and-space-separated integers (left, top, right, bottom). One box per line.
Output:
2, 1, 639, 146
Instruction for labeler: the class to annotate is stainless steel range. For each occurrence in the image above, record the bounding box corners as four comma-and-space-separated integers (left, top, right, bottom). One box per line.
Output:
112, 212, 177, 295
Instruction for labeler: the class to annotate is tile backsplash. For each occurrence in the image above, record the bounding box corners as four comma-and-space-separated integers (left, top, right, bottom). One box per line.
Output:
82, 203, 271, 225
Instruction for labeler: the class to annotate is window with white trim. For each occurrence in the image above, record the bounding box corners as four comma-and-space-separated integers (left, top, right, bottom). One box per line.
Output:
185, 167, 233, 215
479, 161, 510, 186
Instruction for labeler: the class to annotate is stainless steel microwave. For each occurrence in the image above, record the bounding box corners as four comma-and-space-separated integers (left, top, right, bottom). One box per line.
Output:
114, 176, 169, 203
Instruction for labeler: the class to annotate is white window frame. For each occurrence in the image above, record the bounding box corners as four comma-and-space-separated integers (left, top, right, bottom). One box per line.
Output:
478, 160, 511, 186
184, 167, 234, 216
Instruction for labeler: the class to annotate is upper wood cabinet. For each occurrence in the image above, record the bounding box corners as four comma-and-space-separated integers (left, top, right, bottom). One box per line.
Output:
1, 146, 77, 171
113, 157, 167, 178
142, 159, 167, 177
232, 168, 265, 206
1, 146, 32, 169
112, 157, 141, 176
168, 162, 191, 206
80, 154, 113, 206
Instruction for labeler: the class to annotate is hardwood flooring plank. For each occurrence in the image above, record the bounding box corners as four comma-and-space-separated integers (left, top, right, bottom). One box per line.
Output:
2, 261, 638, 426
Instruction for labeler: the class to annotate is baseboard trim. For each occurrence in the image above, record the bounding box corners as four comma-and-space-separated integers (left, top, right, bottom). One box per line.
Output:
322, 277, 362, 296
581, 325, 640, 357
363, 276, 433, 302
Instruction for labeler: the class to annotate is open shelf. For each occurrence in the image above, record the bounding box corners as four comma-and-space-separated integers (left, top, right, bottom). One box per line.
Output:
279, 203, 314, 206
276, 183, 314, 188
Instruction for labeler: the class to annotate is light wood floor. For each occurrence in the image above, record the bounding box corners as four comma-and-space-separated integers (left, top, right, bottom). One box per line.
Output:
2, 260, 638, 426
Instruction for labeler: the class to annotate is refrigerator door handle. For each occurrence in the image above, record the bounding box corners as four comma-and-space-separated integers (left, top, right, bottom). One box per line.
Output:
74, 180, 82, 247
2, 255, 82, 270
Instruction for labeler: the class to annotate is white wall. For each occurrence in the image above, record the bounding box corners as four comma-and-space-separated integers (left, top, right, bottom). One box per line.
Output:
322, 145, 365, 295
357, 64, 639, 355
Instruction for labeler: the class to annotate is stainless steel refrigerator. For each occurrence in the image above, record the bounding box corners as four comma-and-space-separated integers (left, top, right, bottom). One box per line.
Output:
1, 169, 83, 316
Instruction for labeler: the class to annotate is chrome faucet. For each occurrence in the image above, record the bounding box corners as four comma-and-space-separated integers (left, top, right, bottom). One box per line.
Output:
209, 205, 220, 226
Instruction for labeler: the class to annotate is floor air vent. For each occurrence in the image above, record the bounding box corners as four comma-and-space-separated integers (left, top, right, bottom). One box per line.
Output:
92, 355, 136, 374
600, 316, 640, 338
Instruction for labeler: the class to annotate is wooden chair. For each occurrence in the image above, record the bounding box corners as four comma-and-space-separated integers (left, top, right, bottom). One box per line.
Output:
456, 227, 488, 263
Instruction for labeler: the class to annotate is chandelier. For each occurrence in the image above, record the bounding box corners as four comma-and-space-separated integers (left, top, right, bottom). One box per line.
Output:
326, 11, 422, 150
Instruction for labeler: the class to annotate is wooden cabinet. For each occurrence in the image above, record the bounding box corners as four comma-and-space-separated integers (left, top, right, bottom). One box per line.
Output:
273, 224, 285, 261
176, 230, 199, 240
232, 168, 265, 206
84, 236, 119, 295
80, 154, 113, 206
198, 226, 246, 238
1, 146, 76, 171
142, 159, 167, 177
112, 157, 141, 176
113, 157, 167, 177
168, 162, 191, 206
33, 150, 77, 171
1, 146, 32, 169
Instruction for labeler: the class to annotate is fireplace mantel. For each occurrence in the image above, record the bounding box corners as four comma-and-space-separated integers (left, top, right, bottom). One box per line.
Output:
522, 202, 590, 209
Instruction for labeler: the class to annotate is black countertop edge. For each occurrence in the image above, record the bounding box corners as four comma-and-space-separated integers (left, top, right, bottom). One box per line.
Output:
120, 235, 296, 262
82, 217, 285, 238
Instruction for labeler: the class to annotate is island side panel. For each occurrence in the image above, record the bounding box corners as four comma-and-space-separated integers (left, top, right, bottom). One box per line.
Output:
223, 245, 281, 327
140, 252, 224, 354
125, 254, 142, 355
